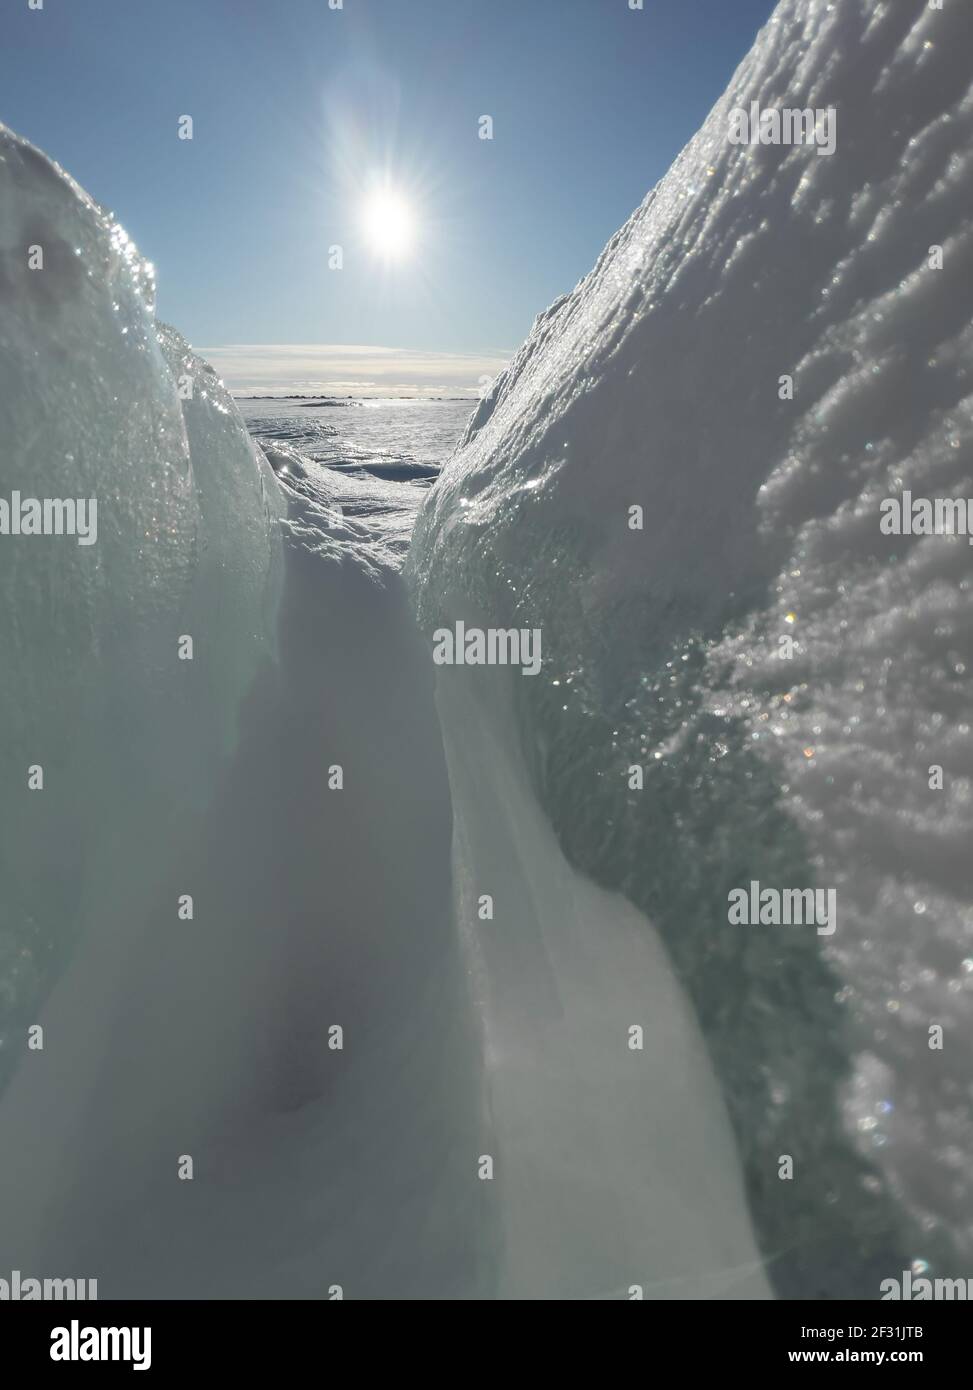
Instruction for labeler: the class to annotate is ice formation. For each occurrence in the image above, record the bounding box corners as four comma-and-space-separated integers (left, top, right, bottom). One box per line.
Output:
0, 128, 283, 1091
1, 0, 971, 1302
409, 0, 973, 1295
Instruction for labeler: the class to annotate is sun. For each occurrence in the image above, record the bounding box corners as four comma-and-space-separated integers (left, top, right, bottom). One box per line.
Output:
361, 187, 415, 262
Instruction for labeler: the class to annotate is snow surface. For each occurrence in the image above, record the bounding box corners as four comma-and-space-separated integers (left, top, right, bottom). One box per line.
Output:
409, 0, 973, 1294
437, 654, 769, 1298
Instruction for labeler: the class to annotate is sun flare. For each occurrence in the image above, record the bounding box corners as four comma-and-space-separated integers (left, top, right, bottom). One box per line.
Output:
361, 187, 415, 262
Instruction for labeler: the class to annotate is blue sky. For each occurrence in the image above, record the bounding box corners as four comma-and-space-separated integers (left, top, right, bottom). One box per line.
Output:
1, 0, 777, 392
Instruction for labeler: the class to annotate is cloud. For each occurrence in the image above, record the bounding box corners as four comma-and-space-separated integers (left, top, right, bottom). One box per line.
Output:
195, 343, 511, 398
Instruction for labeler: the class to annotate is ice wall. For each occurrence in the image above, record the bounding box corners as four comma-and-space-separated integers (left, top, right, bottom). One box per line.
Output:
409, 0, 973, 1295
0, 124, 283, 1087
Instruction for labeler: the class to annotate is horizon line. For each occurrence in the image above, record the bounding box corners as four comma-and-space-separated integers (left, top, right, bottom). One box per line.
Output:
198, 342, 513, 400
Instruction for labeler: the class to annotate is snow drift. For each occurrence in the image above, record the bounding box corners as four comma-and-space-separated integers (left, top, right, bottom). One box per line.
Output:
409, 0, 973, 1295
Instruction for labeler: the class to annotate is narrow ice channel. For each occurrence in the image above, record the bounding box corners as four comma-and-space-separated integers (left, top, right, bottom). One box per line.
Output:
4, 0, 971, 1300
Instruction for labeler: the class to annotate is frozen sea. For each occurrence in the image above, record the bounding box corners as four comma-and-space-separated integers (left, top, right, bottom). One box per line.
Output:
241, 396, 474, 574
243, 396, 473, 489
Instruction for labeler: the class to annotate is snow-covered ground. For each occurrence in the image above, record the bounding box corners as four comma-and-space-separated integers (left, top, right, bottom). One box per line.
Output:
1, 0, 971, 1300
